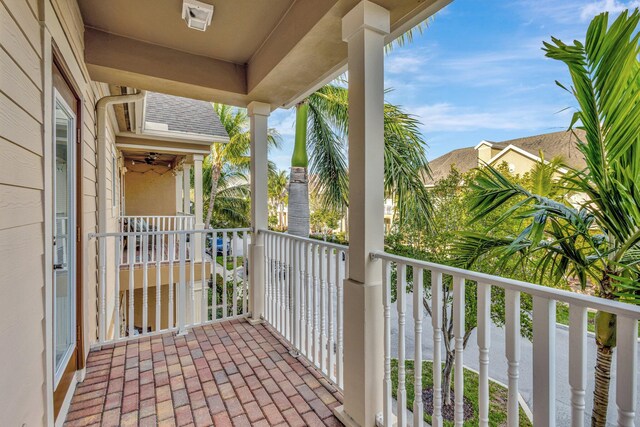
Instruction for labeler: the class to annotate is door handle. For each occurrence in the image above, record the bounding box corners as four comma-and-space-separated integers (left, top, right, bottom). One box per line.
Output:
54, 263, 65, 270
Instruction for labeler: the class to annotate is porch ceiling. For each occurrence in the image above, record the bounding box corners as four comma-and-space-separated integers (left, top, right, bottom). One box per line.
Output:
77, 0, 449, 108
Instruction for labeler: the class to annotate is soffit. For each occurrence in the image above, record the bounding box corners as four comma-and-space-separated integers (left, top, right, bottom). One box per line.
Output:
79, 0, 450, 108
77, 0, 295, 65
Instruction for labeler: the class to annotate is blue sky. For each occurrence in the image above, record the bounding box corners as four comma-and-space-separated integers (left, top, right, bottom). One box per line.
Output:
268, 0, 640, 170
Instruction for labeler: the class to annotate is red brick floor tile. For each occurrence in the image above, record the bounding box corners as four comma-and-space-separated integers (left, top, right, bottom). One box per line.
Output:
63, 320, 343, 427
262, 403, 285, 425
212, 412, 233, 427
175, 405, 194, 426
282, 408, 307, 427
242, 400, 264, 422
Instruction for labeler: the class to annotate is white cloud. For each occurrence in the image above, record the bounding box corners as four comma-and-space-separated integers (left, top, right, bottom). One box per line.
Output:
269, 109, 296, 138
516, 0, 640, 24
580, 0, 640, 20
386, 50, 430, 74
411, 102, 572, 133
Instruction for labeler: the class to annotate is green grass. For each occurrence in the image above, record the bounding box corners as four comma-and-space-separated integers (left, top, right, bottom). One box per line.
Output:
216, 255, 244, 270
555, 303, 640, 337
391, 359, 532, 427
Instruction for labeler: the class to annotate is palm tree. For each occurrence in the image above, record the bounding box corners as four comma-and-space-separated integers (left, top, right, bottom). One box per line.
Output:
268, 169, 289, 230
203, 165, 250, 227
204, 104, 281, 227
287, 82, 432, 237
454, 11, 640, 426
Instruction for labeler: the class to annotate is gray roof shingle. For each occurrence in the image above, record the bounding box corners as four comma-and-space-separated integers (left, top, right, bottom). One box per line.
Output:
424, 130, 587, 185
144, 92, 228, 139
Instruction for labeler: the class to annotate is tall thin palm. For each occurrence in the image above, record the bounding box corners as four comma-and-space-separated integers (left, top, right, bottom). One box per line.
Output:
454, 11, 640, 426
288, 82, 432, 237
268, 169, 289, 229
204, 104, 281, 227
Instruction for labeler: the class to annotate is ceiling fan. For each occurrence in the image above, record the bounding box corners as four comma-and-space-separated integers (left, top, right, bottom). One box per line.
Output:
128, 152, 175, 168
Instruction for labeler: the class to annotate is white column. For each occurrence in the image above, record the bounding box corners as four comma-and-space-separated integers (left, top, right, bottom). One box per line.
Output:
175, 169, 184, 213
193, 154, 204, 262
247, 101, 270, 324
334, 3, 389, 426
183, 163, 192, 214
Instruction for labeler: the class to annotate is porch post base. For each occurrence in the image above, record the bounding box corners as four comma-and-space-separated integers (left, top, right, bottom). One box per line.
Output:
246, 317, 263, 325
333, 405, 361, 427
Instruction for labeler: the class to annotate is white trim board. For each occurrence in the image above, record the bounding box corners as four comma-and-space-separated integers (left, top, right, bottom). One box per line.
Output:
115, 143, 211, 156
487, 144, 569, 174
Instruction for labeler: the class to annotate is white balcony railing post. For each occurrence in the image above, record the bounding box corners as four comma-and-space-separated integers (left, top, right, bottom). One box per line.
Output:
532, 296, 556, 426
382, 260, 392, 427
453, 275, 465, 427
98, 236, 107, 343
569, 305, 587, 427
431, 270, 444, 427
505, 289, 521, 427
616, 316, 638, 427
397, 263, 407, 426
413, 267, 424, 426
177, 231, 187, 335
477, 282, 491, 427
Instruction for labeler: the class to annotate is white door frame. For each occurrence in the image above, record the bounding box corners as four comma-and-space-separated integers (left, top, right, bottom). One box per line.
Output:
52, 88, 77, 387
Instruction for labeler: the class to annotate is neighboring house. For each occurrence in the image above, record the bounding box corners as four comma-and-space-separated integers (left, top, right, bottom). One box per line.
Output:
424, 130, 587, 186
2, 2, 637, 427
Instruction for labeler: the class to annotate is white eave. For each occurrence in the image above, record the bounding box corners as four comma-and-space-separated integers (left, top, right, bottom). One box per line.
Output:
474, 140, 494, 150
487, 144, 569, 174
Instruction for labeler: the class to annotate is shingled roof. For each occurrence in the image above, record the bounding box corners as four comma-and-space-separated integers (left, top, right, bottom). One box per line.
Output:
144, 92, 228, 140
424, 130, 587, 186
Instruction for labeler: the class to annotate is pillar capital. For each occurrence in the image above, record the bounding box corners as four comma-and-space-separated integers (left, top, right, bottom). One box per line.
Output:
342, 0, 390, 42
192, 153, 204, 162
247, 101, 271, 117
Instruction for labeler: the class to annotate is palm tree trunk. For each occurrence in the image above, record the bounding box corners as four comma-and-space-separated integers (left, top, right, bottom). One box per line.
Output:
204, 164, 221, 227
288, 167, 309, 237
591, 271, 617, 427
288, 101, 309, 237
591, 341, 613, 427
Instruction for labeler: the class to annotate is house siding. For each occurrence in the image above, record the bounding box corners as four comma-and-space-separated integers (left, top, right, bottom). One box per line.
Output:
0, 0, 121, 424
0, 0, 47, 425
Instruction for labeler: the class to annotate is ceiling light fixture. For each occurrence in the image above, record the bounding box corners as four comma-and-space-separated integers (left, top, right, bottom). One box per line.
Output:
182, 0, 214, 31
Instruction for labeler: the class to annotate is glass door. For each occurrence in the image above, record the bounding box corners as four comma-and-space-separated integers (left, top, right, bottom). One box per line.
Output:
53, 90, 77, 386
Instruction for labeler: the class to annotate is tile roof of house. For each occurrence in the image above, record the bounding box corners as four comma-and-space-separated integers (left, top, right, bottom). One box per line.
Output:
424, 130, 587, 186
144, 91, 228, 139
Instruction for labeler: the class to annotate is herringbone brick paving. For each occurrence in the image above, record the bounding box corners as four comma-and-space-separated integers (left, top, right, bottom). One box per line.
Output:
63, 319, 343, 426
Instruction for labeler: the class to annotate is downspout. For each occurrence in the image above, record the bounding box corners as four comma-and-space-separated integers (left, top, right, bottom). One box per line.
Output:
95, 90, 145, 233
92, 90, 145, 344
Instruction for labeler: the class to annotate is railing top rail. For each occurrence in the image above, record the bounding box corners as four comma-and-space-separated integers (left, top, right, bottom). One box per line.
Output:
371, 250, 640, 319
119, 214, 195, 218
258, 229, 349, 251
89, 227, 251, 239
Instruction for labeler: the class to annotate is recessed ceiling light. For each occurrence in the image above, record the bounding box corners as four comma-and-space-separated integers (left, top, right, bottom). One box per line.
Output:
182, 0, 214, 32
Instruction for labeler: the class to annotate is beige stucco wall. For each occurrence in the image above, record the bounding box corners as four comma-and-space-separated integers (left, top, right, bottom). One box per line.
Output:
0, 0, 122, 424
124, 162, 177, 216
491, 150, 537, 175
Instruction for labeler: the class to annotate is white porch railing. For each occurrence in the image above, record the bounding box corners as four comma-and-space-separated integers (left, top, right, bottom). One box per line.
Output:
118, 215, 196, 264
261, 229, 348, 391
92, 228, 250, 344
372, 250, 640, 427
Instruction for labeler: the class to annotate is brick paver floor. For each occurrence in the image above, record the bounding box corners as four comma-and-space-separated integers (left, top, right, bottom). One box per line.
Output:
64, 319, 344, 426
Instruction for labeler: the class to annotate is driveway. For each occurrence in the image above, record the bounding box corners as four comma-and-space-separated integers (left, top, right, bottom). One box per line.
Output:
389, 301, 640, 426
